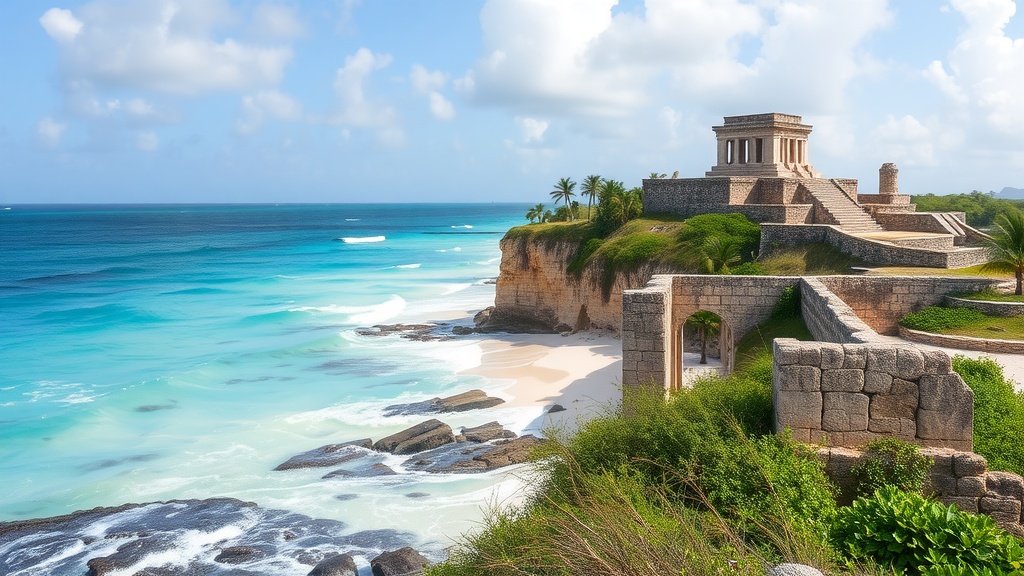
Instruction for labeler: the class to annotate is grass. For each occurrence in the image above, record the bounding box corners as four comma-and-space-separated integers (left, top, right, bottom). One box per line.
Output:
866, 263, 1012, 279
951, 288, 1024, 302
954, 356, 1024, 476
759, 243, 863, 275
900, 305, 1024, 340
940, 315, 1024, 339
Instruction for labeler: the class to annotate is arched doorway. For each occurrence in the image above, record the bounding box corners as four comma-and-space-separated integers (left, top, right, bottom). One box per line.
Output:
674, 310, 734, 390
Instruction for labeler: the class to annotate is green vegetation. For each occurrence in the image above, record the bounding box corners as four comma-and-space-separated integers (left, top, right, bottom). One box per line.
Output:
899, 305, 1024, 339
759, 243, 864, 275
954, 356, 1024, 476
550, 177, 578, 221
687, 311, 721, 364
953, 288, 1024, 303
982, 210, 1024, 295
850, 438, 933, 497
912, 190, 1024, 228
832, 486, 1024, 575
866, 264, 1012, 279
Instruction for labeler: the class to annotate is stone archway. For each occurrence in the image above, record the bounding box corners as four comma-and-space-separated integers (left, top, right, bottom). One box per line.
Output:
678, 310, 730, 389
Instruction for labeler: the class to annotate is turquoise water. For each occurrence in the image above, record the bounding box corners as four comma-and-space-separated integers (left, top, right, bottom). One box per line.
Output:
0, 203, 532, 550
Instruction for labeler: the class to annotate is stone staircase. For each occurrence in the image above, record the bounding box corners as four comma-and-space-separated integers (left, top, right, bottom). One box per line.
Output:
799, 179, 884, 232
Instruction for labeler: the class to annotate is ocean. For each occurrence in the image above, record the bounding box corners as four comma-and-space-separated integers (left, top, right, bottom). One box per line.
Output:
0, 203, 537, 573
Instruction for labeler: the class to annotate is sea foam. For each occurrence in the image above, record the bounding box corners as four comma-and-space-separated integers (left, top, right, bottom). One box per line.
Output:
338, 235, 385, 244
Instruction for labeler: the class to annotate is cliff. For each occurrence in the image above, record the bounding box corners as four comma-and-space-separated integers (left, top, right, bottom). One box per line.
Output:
487, 235, 681, 334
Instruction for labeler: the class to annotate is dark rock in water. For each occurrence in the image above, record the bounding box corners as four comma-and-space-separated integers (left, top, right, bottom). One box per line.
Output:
547, 404, 566, 413
334, 494, 359, 502
337, 529, 417, 551
214, 546, 265, 564
308, 553, 358, 576
473, 306, 558, 334
373, 419, 455, 455
322, 463, 397, 479
451, 325, 475, 335
86, 535, 177, 575
460, 421, 516, 443
355, 324, 450, 342
274, 439, 374, 471
405, 492, 429, 499
403, 436, 543, 474
371, 547, 429, 576
135, 403, 176, 413
474, 435, 544, 470
383, 390, 504, 417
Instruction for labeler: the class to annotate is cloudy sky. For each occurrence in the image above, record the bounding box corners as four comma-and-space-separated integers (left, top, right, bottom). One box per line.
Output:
0, 0, 1021, 203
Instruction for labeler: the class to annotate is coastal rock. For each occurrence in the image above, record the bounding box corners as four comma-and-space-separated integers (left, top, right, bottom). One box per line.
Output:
355, 324, 450, 342
274, 439, 373, 471
460, 421, 516, 443
547, 404, 566, 413
473, 306, 559, 334
474, 435, 544, 469
451, 325, 475, 336
404, 435, 544, 474
308, 553, 358, 576
322, 463, 397, 479
767, 564, 825, 576
382, 390, 504, 417
371, 547, 429, 576
86, 536, 177, 575
373, 420, 455, 455
214, 545, 265, 564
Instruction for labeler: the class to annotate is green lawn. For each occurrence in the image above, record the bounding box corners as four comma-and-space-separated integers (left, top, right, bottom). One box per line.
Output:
941, 315, 1024, 340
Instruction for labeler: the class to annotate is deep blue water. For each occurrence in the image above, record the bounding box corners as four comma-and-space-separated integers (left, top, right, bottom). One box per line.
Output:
0, 203, 533, 564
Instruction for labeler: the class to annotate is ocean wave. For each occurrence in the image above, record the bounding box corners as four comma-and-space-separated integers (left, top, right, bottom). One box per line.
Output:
289, 295, 406, 325
337, 235, 385, 244
394, 263, 421, 269
440, 283, 472, 296
345, 218, 361, 221
450, 224, 474, 229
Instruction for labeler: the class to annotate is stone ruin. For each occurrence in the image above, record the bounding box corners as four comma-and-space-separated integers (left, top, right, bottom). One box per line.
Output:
642, 113, 989, 268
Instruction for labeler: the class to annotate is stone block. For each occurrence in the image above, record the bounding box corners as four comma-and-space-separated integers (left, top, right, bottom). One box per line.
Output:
774, 339, 803, 366
869, 379, 918, 419
799, 346, 821, 367
788, 428, 811, 443
943, 496, 979, 513
863, 371, 893, 394
979, 496, 1022, 523
920, 448, 955, 476
865, 347, 897, 374
922, 350, 952, 374
895, 347, 926, 380
775, 391, 823, 430
919, 374, 973, 411
822, 392, 869, 432
986, 471, 1024, 500
842, 344, 867, 369
957, 476, 987, 497
953, 452, 988, 477
819, 343, 845, 370
821, 369, 864, 392
918, 408, 973, 443
775, 365, 821, 392
929, 473, 959, 496
809, 429, 829, 445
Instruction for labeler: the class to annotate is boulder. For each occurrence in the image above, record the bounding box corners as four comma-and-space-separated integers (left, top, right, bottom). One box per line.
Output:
322, 464, 397, 479
373, 420, 455, 455
308, 553, 358, 576
474, 435, 544, 470
371, 547, 429, 576
435, 390, 505, 412
547, 404, 566, 413
460, 421, 516, 443
274, 439, 373, 471
214, 546, 264, 564
767, 564, 825, 576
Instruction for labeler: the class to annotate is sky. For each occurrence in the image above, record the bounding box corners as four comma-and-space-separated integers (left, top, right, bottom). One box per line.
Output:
0, 0, 1021, 204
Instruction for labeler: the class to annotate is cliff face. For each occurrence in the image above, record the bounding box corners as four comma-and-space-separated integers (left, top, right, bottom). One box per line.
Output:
491, 236, 678, 334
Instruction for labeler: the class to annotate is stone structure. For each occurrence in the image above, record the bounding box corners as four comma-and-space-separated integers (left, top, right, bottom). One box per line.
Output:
821, 446, 1024, 537
643, 113, 989, 268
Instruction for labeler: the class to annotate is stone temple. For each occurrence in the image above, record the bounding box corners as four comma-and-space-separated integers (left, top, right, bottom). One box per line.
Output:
643, 113, 989, 268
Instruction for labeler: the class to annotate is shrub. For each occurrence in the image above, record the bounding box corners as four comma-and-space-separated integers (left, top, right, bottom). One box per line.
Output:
899, 306, 987, 332
954, 355, 1024, 476
832, 486, 1024, 575
677, 213, 761, 263
730, 261, 768, 275
850, 438, 933, 497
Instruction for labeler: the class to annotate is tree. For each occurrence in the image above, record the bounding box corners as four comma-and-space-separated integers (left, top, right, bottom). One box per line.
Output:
701, 236, 742, 274
525, 203, 545, 224
550, 177, 577, 221
688, 311, 721, 365
982, 209, 1024, 295
581, 174, 602, 221
649, 172, 667, 179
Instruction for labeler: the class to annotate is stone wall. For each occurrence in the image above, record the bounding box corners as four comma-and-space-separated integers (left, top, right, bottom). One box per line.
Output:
820, 446, 1024, 538
643, 178, 735, 217
945, 295, 1024, 317
799, 278, 878, 343
621, 277, 673, 390
874, 212, 951, 234
773, 338, 973, 451
899, 326, 1024, 354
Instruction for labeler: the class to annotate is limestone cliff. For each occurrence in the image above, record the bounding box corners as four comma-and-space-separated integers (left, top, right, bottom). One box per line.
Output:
488, 235, 680, 334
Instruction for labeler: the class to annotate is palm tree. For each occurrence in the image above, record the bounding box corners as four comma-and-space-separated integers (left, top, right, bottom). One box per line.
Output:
648, 172, 667, 179
525, 203, 545, 224
982, 210, 1024, 295
701, 236, 742, 274
581, 174, 602, 221
550, 177, 577, 221
688, 311, 721, 364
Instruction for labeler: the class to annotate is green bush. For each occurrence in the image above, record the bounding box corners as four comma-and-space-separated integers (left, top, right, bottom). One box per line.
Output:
954, 356, 1024, 476
850, 438, 933, 497
677, 213, 761, 262
899, 306, 987, 332
832, 486, 1024, 575
730, 261, 768, 275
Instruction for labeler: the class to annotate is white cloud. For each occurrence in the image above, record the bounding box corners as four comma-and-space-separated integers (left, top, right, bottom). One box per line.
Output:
410, 65, 446, 94
124, 98, 156, 118
330, 48, 394, 125
37, 117, 67, 147
428, 93, 455, 120
927, 0, 1024, 135
136, 131, 159, 151
250, 3, 305, 39
515, 117, 548, 144
40, 8, 83, 44
41, 0, 293, 95
236, 90, 303, 134
873, 114, 937, 166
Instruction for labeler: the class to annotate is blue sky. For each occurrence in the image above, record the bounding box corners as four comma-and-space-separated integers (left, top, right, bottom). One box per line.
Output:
0, 0, 1021, 203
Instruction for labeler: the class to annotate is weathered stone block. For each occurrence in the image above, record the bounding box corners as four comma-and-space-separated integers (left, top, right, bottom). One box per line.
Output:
863, 371, 893, 394
953, 452, 988, 477
774, 339, 803, 365
809, 429, 829, 445
979, 496, 1022, 523
822, 392, 869, 432
799, 346, 821, 367
919, 374, 973, 411
821, 369, 864, 392
775, 365, 821, 392
920, 447, 955, 476
788, 428, 811, 443
842, 345, 867, 369
918, 408, 973, 443
929, 474, 959, 496
922, 350, 952, 374
776, 391, 823, 430
819, 343, 845, 370
957, 476, 987, 497
865, 348, 898, 374
986, 471, 1024, 500
869, 379, 918, 419
895, 347, 926, 380
943, 496, 979, 513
